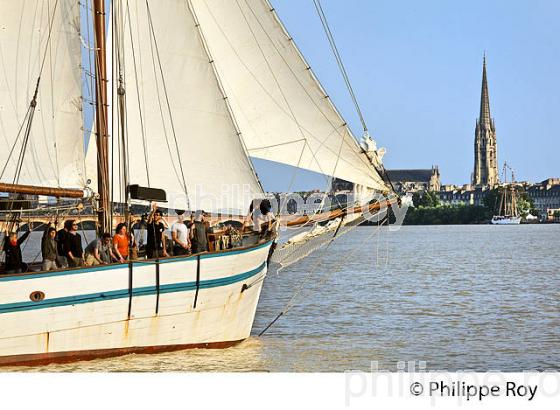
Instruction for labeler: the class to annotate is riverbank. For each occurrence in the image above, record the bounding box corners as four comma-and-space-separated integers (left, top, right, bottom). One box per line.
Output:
363, 204, 555, 226
401, 205, 491, 225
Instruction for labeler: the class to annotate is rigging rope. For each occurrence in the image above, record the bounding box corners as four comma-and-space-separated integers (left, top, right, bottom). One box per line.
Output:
145, 1, 191, 209
110, 0, 117, 213
229, 1, 356, 221
187, 0, 265, 195
237, 0, 335, 207
126, 1, 151, 187
311, 0, 397, 193
202, 1, 375, 180
252, 0, 392, 219
312, 0, 368, 133
259, 219, 387, 336
235, 0, 310, 195
115, 0, 134, 229
0, 105, 33, 181
0, 0, 61, 233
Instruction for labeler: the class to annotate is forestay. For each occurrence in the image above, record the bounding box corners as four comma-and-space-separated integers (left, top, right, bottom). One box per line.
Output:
0, 0, 86, 189
191, 0, 388, 192
87, 0, 263, 214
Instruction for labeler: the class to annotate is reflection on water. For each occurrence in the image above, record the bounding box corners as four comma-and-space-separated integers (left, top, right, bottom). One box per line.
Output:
4, 225, 560, 372
12, 338, 269, 373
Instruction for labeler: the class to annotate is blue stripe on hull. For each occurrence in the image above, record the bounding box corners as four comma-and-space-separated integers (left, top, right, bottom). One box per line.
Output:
0, 240, 272, 282
0, 262, 266, 314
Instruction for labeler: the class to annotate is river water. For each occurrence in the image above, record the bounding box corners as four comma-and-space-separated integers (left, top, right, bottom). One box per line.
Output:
6, 225, 560, 372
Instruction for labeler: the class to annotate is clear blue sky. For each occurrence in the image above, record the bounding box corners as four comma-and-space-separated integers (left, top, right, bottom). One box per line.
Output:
254, 0, 560, 191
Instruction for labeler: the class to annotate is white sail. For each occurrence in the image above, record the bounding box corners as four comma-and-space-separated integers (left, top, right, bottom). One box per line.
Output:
86, 0, 263, 214
0, 0, 86, 189
191, 0, 388, 192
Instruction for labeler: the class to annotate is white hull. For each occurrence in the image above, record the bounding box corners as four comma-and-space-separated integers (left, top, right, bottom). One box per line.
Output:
491, 216, 521, 225
0, 241, 272, 366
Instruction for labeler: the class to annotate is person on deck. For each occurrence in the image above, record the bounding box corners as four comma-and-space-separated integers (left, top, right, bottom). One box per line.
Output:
2, 229, 31, 274
190, 211, 209, 254
64, 220, 84, 267
41, 226, 58, 271
256, 199, 276, 240
85, 233, 116, 266
243, 201, 255, 232
245, 199, 275, 237
113, 223, 130, 263
132, 214, 148, 250
146, 204, 168, 259
56, 220, 72, 268
171, 210, 190, 256
187, 212, 195, 230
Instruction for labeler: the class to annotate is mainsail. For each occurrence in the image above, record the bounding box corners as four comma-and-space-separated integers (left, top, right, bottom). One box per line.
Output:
0, 0, 86, 190
191, 0, 388, 194
82, 0, 392, 217
86, 0, 263, 214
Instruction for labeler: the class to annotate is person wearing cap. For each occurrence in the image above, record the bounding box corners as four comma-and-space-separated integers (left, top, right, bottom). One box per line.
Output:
146, 203, 168, 259
171, 209, 190, 256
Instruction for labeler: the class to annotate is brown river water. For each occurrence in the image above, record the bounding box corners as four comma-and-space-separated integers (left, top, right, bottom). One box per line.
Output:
3, 224, 559, 372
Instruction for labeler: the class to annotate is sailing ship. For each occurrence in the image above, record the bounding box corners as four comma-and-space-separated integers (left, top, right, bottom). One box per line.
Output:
0, 0, 394, 366
491, 162, 521, 225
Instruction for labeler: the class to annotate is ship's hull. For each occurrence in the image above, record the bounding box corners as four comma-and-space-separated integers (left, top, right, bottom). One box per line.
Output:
0, 241, 272, 367
491, 216, 521, 225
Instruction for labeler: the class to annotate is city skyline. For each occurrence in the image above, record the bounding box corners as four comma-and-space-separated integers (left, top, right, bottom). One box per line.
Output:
254, 0, 559, 191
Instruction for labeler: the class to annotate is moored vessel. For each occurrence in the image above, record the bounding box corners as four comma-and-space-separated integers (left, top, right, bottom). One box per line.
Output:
491, 163, 521, 225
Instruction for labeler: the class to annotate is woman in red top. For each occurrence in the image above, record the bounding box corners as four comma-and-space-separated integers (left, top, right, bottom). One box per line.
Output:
113, 223, 129, 262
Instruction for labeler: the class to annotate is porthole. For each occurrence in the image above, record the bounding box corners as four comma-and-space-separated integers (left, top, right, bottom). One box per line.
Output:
29, 291, 45, 302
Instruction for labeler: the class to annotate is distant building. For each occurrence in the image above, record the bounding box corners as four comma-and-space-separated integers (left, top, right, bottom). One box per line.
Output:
331, 178, 354, 193
438, 179, 560, 221
526, 178, 560, 221
439, 186, 490, 207
472, 55, 499, 187
386, 166, 440, 194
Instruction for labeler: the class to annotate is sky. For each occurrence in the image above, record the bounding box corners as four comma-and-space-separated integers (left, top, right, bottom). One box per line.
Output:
253, 0, 560, 191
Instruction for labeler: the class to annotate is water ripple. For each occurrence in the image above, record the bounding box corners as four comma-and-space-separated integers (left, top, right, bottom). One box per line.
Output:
5, 225, 560, 372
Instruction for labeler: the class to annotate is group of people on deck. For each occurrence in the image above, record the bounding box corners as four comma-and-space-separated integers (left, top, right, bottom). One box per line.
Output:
1, 198, 276, 275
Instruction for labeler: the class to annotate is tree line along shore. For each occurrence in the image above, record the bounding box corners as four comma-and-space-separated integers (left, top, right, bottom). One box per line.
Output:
371, 188, 559, 225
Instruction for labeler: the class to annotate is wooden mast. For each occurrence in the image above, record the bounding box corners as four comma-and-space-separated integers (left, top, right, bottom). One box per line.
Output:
93, 0, 111, 234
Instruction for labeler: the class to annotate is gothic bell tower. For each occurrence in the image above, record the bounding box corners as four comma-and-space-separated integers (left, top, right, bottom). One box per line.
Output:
472, 55, 498, 187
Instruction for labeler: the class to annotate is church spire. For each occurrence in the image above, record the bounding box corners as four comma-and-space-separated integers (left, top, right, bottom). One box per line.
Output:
479, 53, 492, 127
473, 53, 499, 187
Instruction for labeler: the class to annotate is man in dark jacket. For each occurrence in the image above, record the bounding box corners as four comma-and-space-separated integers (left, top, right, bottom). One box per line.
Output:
56, 220, 72, 268
3, 230, 31, 274
64, 220, 84, 268
190, 211, 209, 254
146, 206, 168, 259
